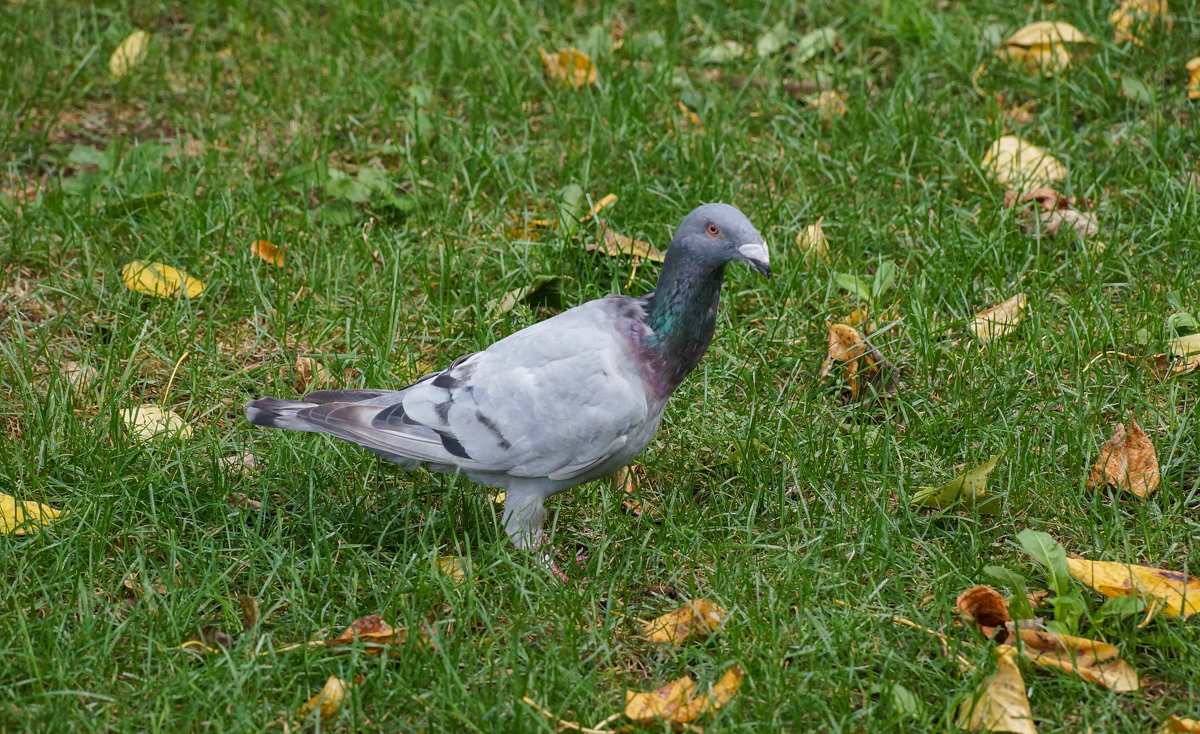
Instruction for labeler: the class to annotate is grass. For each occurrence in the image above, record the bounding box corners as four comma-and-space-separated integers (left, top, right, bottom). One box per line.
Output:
2, 0, 1198, 730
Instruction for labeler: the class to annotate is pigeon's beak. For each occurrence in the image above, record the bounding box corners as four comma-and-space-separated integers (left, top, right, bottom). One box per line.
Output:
737, 242, 771, 278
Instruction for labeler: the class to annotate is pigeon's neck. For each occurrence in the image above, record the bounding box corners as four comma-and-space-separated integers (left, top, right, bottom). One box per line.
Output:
643, 253, 726, 395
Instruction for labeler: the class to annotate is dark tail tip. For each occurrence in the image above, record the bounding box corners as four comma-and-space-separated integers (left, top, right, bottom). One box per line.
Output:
245, 397, 311, 429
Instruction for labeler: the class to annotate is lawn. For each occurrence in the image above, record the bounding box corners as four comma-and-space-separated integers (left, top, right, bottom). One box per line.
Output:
2, 0, 1198, 731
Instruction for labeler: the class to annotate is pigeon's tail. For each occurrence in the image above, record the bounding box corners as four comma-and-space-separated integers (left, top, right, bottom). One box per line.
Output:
245, 397, 319, 432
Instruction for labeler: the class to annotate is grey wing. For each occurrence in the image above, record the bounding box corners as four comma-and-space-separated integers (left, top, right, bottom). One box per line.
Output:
290, 300, 654, 480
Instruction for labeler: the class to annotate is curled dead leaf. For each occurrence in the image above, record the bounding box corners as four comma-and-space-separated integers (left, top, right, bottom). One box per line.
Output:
297, 676, 349, 721
1029, 209, 1098, 239
121, 260, 205, 299
1187, 58, 1200, 100
293, 355, 332, 393
642, 598, 728, 643
971, 294, 1027, 342
121, 404, 192, 441
251, 239, 285, 267
538, 47, 596, 88
1110, 0, 1172, 45
982, 137, 1065, 189
1161, 715, 1200, 733
1087, 415, 1160, 498
327, 614, 404, 651
1002, 627, 1140, 692
818, 323, 894, 400
1004, 186, 1075, 212
955, 648, 1038, 734
795, 217, 829, 262
624, 665, 743, 724
957, 585, 1011, 634
1066, 558, 1199, 617
996, 22, 1092, 77
1, 491, 65, 534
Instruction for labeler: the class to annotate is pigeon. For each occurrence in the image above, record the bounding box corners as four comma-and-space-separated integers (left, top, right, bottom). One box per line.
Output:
246, 203, 770, 551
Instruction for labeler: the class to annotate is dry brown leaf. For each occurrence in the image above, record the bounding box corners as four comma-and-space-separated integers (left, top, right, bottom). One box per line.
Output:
121, 260, 205, 299
615, 465, 661, 521
1086, 415, 1160, 498
642, 599, 728, 643
218, 451, 258, 475
437, 555, 469, 583
811, 89, 847, 122
179, 625, 233, 654
1031, 209, 1098, 238
1187, 58, 1200, 100
1066, 558, 1199, 617
62, 361, 98, 391
971, 294, 1027, 342
955, 648, 1038, 734
327, 614, 404, 651
982, 137, 1066, 189
251, 239, 285, 267
1004, 186, 1075, 212
238, 595, 260, 631
818, 323, 894, 400
538, 47, 597, 88
623, 665, 742, 724
1002, 628, 1140, 692
1161, 716, 1200, 733
297, 676, 349, 721
957, 585, 1011, 635
586, 222, 664, 262
795, 217, 829, 262
1111, 0, 1172, 45
293, 355, 331, 393
109, 30, 149, 80
121, 404, 192, 441
1, 491, 65, 534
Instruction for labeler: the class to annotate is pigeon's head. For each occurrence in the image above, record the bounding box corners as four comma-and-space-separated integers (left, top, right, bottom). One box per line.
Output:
672, 203, 770, 278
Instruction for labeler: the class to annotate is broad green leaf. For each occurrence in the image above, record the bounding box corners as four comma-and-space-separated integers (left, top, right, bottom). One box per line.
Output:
1167, 312, 1198, 333
910, 453, 1004, 514
1096, 595, 1146, 617
557, 184, 585, 236
697, 41, 744, 65
68, 145, 107, 168
755, 21, 790, 58
319, 199, 358, 225
833, 272, 870, 301
1016, 530, 1070, 598
889, 683, 922, 718
792, 26, 837, 65
871, 259, 897, 300
324, 169, 372, 203
984, 565, 1036, 620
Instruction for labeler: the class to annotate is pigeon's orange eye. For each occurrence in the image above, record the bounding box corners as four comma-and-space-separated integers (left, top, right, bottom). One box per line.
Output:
706, 223, 721, 237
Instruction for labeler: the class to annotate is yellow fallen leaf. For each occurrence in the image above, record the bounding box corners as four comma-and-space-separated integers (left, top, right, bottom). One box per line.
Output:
971, 294, 1027, 342
624, 665, 742, 724
585, 222, 664, 262
1004, 21, 1094, 45
121, 260, 205, 299
642, 599, 727, 643
955, 648, 1038, 734
1002, 628, 1140, 692
109, 30, 150, 80
796, 217, 829, 262
1111, 0, 1172, 45
911, 453, 1004, 514
251, 239, 285, 267
1086, 415, 1160, 498
995, 22, 1093, 78
1169, 333, 1200, 370
120, 404, 192, 440
811, 89, 847, 122
326, 614, 404, 650
1066, 558, 1200, 617
0, 491, 65, 534
982, 137, 1066, 189
1161, 715, 1200, 733
997, 43, 1072, 76
437, 555, 469, 583
297, 676, 349, 721
538, 47, 596, 88
1187, 58, 1200, 100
